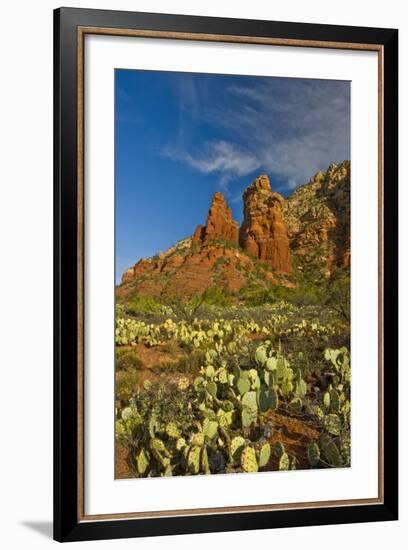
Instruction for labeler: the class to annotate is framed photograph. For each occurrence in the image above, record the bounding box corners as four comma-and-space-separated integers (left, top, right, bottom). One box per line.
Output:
54, 7, 398, 542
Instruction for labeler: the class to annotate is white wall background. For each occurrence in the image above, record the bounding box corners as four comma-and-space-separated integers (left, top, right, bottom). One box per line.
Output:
0, 0, 405, 548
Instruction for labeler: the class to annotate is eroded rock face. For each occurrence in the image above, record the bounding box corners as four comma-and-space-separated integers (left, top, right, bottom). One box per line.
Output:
193, 192, 239, 246
239, 175, 292, 273
282, 161, 350, 277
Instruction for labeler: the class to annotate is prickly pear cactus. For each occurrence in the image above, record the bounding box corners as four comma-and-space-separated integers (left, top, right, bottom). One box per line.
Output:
323, 414, 341, 436
200, 447, 211, 474
258, 442, 271, 468
237, 377, 251, 396
203, 418, 218, 439
166, 422, 180, 439
273, 441, 285, 458
279, 452, 290, 471
241, 446, 258, 473
255, 346, 268, 367
187, 445, 202, 474
206, 381, 218, 398
230, 436, 246, 463
320, 434, 342, 467
191, 432, 205, 447
136, 448, 150, 475
306, 442, 320, 466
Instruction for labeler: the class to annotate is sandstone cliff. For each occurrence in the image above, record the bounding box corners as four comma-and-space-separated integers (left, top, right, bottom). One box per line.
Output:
239, 175, 292, 274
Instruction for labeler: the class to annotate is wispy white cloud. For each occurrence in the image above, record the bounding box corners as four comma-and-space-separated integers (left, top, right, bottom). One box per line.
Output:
163, 77, 350, 192
163, 140, 261, 185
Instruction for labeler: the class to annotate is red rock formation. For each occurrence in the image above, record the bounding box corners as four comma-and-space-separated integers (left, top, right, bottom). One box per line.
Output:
194, 192, 239, 246
239, 175, 292, 273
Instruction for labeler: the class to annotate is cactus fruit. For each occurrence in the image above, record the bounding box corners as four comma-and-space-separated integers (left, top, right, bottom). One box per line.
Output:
230, 436, 246, 463
320, 434, 342, 467
279, 452, 290, 471
241, 446, 258, 473
258, 442, 271, 468
306, 442, 320, 466
136, 448, 150, 475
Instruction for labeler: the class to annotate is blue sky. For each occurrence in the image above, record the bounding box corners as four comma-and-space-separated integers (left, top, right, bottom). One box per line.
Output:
115, 69, 350, 282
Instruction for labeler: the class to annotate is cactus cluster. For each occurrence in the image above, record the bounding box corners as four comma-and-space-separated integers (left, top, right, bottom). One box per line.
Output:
116, 321, 350, 476
304, 347, 351, 468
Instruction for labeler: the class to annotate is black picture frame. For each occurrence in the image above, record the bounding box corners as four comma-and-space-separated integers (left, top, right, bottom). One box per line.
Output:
54, 7, 398, 542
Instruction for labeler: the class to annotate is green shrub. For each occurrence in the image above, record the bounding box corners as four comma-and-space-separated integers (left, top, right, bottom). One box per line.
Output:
125, 295, 162, 316
115, 369, 140, 402
116, 348, 143, 371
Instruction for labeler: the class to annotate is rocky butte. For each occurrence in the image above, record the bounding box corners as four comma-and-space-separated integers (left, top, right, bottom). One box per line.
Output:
239, 174, 292, 274
118, 162, 350, 298
192, 191, 239, 246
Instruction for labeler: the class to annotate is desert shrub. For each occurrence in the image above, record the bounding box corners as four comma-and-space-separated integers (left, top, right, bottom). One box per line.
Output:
115, 369, 140, 402
201, 286, 232, 307
125, 294, 163, 316
116, 348, 143, 371
325, 268, 350, 321
237, 284, 270, 306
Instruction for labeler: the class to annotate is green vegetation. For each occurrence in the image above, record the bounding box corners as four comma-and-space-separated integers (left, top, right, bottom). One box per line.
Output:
116, 340, 350, 476
115, 268, 351, 477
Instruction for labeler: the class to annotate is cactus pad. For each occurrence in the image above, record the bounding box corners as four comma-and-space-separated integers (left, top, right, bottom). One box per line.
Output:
279, 452, 290, 470
136, 448, 150, 475
230, 436, 246, 463
258, 442, 271, 468
320, 434, 342, 467
306, 442, 320, 466
165, 422, 180, 439
241, 446, 258, 473
187, 445, 201, 474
